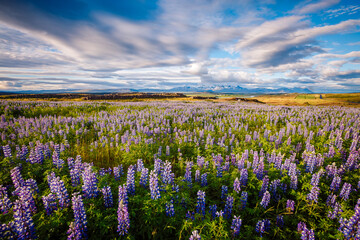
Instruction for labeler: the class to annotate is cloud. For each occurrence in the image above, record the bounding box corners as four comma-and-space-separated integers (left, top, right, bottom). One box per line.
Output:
236, 18, 360, 68
200, 69, 255, 84
293, 0, 340, 15
324, 5, 360, 19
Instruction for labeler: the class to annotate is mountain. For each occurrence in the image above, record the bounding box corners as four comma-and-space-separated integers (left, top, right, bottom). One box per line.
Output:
0, 85, 313, 94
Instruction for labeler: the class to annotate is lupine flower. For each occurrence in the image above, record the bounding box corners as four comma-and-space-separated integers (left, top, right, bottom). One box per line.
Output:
48, 175, 70, 209
233, 178, 241, 193
195, 170, 200, 183
189, 230, 201, 240
67, 193, 87, 240
209, 204, 217, 219
330, 175, 341, 192
276, 215, 284, 228
240, 191, 248, 209
161, 161, 174, 185
184, 162, 192, 187
140, 168, 149, 188
339, 182, 352, 201
259, 176, 269, 197
13, 199, 36, 239
10, 166, 24, 189
231, 216, 242, 237
307, 186, 320, 204
113, 165, 123, 181
255, 220, 265, 238
149, 170, 160, 200
42, 193, 57, 215
216, 210, 224, 218
126, 165, 135, 196
118, 184, 128, 207
0, 223, 14, 239
216, 165, 223, 178
82, 166, 99, 199
70, 168, 81, 187
186, 211, 195, 221
101, 186, 113, 208
196, 190, 205, 217
137, 159, 144, 172
200, 173, 207, 187
16, 186, 37, 214
286, 199, 295, 212
165, 200, 175, 217
224, 196, 234, 219
260, 191, 271, 209
2, 145, 12, 158
117, 200, 130, 236
221, 185, 228, 200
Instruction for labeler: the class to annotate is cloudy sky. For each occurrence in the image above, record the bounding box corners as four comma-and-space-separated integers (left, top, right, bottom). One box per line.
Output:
0, 0, 359, 92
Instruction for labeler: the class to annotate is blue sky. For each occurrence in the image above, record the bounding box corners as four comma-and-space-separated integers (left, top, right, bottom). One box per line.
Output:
0, 0, 359, 92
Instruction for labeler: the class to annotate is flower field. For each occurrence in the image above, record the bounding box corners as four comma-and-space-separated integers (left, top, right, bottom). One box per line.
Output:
0, 100, 359, 239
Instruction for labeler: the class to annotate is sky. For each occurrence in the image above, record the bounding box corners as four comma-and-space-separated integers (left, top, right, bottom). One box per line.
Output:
0, 0, 359, 92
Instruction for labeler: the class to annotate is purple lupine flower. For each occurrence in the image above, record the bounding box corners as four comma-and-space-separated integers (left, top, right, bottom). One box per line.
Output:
255, 220, 265, 238
276, 215, 284, 228
113, 165, 123, 181
224, 196, 234, 219
70, 168, 81, 187
67, 157, 75, 169
196, 190, 205, 217
328, 202, 343, 219
200, 173, 207, 187
189, 230, 201, 240
166, 145, 170, 156
286, 199, 295, 212
195, 170, 200, 183
338, 203, 360, 239
117, 199, 130, 236
137, 159, 144, 172
240, 191, 248, 209
0, 185, 12, 214
67, 193, 87, 240
221, 185, 228, 200
149, 170, 160, 200
82, 166, 99, 199
13, 199, 36, 239
231, 216, 242, 237
119, 184, 129, 206
2, 145, 12, 158
101, 186, 113, 208
0, 223, 15, 239
16, 186, 37, 214
140, 168, 149, 188
339, 182, 352, 201
216, 165, 223, 178
162, 160, 173, 185
310, 172, 321, 187
42, 193, 57, 215
330, 175, 341, 192
307, 186, 320, 204
260, 191, 271, 209
126, 165, 135, 196
184, 162, 192, 187
10, 166, 24, 189
209, 204, 217, 219
233, 178, 241, 193
48, 175, 70, 209
165, 200, 175, 217
25, 179, 39, 193
259, 175, 269, 197
290, 175, 298, 190
301, 226, 315, 240
52, 150, 64, 169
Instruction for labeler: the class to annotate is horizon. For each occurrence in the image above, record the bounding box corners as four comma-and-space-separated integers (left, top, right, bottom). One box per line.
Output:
0, 0, 359, 92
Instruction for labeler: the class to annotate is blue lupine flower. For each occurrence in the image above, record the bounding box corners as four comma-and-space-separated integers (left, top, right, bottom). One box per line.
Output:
276, 215, 284, 228
81, 166, 99, 199
67, 193, 87, 240
118, 184, 128, 207
101, 186, 113, 208
165, 200, 175, 217
240, 169, 248, 186
224, 196, 234, 219
221, 185, 228, 200
307, 186, 320, 204
196, 190, 205, 217
161, 160, 174, 185
117, 200, 130, 236
150, 170, 160, 200
209, 204, 217, 219
140, 168, 149, 188
200, 173, 207, 187
42, 193, 57, 215
13, 199, 36, 240
233, 178, 241, 193
240, 191, 248, 209
286, 199, 295, 212
339, 182, 352, 201
126, 165, 135, 196
231, 216, 242, 237
260, 191, 270, 209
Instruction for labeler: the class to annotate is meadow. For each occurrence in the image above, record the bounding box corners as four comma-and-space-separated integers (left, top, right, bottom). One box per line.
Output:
0, 100, 359, 239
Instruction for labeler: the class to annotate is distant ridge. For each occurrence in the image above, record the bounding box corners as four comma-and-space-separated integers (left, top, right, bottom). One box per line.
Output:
0, 85, 313, 94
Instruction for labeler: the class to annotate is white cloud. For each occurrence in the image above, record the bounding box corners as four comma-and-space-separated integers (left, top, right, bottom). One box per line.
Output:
293, 0, 340, 15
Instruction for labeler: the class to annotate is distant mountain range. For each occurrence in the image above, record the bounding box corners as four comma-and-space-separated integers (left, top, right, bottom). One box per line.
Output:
0, 85, 313, 94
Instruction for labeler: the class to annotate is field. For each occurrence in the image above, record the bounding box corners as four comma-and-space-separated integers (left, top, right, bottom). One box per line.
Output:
256, 93, 360, 107
0, 100, 359, 239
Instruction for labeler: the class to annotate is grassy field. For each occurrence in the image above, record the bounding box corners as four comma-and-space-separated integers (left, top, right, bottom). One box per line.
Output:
255, 93, 360, 107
